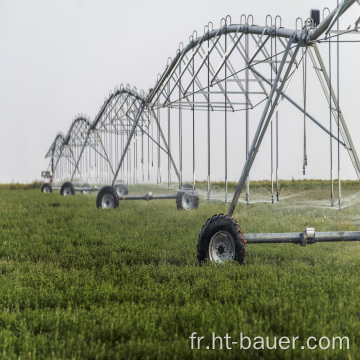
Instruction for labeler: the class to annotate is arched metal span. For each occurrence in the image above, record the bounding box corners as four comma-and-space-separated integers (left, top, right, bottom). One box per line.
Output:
45, 132, 66, 179
45, 116, 92, 183
45, 132, 66, 160
63, 85, 179, 186
142, 0, 360, 204
148, 0, 356, 109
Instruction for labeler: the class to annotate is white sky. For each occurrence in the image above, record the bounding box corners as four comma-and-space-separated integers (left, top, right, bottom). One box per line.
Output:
0, 0, 359, 183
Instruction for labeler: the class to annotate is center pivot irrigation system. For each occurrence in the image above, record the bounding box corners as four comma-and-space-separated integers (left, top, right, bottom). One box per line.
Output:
43, 0, 360, 263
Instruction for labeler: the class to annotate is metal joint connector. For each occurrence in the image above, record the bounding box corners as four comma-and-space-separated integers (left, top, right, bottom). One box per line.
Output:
146, 192, 153, 201
300, 227, 315, 246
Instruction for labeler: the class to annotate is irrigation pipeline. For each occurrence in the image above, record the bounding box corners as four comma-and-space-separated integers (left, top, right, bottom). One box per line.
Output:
244, 228, 360, 245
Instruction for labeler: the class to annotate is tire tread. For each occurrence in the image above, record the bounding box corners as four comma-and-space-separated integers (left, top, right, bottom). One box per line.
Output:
197, 214, 246, 264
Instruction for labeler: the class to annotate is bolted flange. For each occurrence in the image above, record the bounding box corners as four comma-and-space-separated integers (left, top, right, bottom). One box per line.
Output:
300, 227, 316, 246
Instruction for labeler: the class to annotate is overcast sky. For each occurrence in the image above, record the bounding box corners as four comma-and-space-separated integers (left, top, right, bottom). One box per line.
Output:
0, 0, 359, 183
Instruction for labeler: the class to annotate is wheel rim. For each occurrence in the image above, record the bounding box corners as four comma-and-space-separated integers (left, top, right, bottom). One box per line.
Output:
102, 193, 115, 209
42, 186, 50, 193
63, 187, 72, 196
209, 231, 235, 263
182, 193, 194, 210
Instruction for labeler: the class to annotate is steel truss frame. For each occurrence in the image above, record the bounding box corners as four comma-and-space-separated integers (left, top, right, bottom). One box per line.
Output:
43, 0, 360, 262
47, 85, 180, 188
46, 0, 360, 210
45, 115, 91, 183
144, 0, 360, 207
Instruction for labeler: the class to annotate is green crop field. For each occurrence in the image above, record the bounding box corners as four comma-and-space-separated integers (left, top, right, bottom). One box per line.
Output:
0, 180, 360, 359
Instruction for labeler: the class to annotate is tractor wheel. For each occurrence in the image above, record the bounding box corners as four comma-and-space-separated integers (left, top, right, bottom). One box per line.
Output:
197, 214, 246, 264
41, 183, 53, 193
60, 182, 75, 196
96, 186, 119, 209
176, 184, 199, 210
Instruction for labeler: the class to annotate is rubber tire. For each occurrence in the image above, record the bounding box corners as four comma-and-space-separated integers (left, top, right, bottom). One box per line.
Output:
41, 183, 53, 193
176, 184, 199, 210
81, 183, 91, 194
60, 182, 75, 196
114, 183, 128, 196
96, 186, 119, 209
197, 214, 246, 264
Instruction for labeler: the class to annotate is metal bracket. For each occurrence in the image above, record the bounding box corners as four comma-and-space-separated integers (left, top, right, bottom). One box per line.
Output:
300, 230, 307, 246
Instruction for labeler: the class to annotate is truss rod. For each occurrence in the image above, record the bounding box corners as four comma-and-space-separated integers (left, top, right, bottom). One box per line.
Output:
251, 68, 346, 148
111, 103, 145, 186
228, 33, 300, 217
150, 109, 181, 183
310, 44, 360, 179
95, 132, 115, 177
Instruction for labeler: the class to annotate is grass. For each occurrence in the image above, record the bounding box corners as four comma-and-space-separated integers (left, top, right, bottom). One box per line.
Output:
0, 180, 360, 359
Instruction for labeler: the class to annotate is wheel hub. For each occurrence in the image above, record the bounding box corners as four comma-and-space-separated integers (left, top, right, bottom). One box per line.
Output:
102, 194, 114, 209
64, 187, 72, 196
182, 193, 194, 210
209, 231, 235, 263
216, 242, 226, 255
